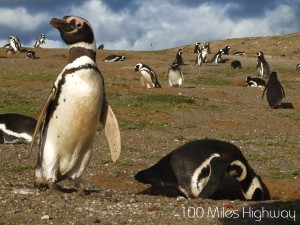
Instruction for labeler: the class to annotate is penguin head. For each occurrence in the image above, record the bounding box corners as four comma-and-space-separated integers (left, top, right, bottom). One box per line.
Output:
41, 34, 46, 38
257, 51, 264, 57
269, 71, 278, 79
134, 63, 143, 72
170, 63, 180, 70
50, 16, 95, 49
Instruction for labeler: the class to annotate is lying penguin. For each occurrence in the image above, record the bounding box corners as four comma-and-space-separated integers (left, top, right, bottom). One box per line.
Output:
0, 113, 37, 144
135, 139, 270, 201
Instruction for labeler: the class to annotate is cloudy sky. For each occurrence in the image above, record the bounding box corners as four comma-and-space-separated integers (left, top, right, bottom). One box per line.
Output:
0, 0, 299, 50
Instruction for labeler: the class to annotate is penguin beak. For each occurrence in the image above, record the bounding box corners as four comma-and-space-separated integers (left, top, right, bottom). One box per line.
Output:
50, 18, 76, 32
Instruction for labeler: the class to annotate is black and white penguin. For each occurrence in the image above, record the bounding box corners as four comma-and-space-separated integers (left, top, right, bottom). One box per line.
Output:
173, 48, 185, 65
26, 50, 36, 59
262, 72, 285, 108
9, 36, 21, 52
193, 42, 201, 53
0, 113, 37, 144
29, 16, 121, 191
296, 64, 300, 69
195, 44, 210, 66
222, 45, 231, 55
211, 48, 224, 63
98, 44, 104, 49
233, 51, 246, 56
135, 139, 270, 201
103, 55, 126, 62
33, 34, 46, 48
256, 51, 270, 79
195, 51, 203, 66
231, 60, 242, 69
203, 42, 211, 54
246, 76, 266, 88
165, 63, 184, 87
134, 63, 161, 88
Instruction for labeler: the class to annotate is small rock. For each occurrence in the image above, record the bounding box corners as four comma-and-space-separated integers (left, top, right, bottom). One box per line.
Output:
41, 214, 51, 220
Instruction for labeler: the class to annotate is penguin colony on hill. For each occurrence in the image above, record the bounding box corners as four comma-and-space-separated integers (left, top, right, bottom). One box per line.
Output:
29, 15, 121, 191
165, 63, 184, 87
33, 34, 46, 48
134, 63, 161, 88
262, 72, 285, 108
135, 139, 270, 200
0, 113, 37, 144
2, 18, 294, 200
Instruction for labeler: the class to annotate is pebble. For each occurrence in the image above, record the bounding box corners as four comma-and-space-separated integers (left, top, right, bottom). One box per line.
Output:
41, 214, 51, 220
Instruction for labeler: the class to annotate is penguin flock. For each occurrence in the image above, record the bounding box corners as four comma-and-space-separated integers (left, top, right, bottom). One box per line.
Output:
1, 15, 296, 201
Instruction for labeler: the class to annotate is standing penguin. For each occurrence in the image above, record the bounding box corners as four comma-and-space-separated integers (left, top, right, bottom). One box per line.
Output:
193, 42, 201, 53
135, 139, 270, 200
165, 63, 184, 87
0, 113, 37, 144
134, 63, 161, 88
262, 71, 285, 108
9, 36, 21, 52
29, 16, 121, 191
211, 48, 224, 63
256, 51, 270, 78
222, 45, 231, 55
173, 48, 185, 65
33, 34, 46, 48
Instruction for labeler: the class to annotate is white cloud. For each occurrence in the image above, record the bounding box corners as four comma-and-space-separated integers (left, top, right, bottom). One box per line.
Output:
0, 7, 49, 32
0, 2, 297, 51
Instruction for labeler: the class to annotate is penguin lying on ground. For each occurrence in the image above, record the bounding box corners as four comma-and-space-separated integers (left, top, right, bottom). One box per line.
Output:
103, 55, 126, 62
26, 50, 36, 59
29, 15, 121, 191
262, 72, 285, 108
165, 63, 184, 87
134, 63, 161, 88
256, 51, 270, 78
246, 76, 266, 88
233, 51, 246, 56
135, 139, 270, 200
0, 113, 37, 144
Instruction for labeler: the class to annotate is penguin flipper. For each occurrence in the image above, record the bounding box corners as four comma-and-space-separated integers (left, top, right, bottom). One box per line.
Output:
28, 87, 56, 156
100, 96, 121, 162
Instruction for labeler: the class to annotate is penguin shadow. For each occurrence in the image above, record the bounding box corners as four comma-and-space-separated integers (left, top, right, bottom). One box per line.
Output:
136, 175, 247, 200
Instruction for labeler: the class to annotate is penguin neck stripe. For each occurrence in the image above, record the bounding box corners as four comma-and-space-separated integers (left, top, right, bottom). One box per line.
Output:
68, 47, 96, 63
0, 124, 32, 142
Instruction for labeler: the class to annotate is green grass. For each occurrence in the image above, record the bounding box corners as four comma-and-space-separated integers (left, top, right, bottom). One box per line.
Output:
277, 112, 300, 121
0, 72, 56, 82
0, 164, 35, 173
192, 76, 229, 85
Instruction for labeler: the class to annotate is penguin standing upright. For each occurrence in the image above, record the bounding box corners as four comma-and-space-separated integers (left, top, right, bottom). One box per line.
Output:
256, 51, 270, 78
262, 72, 285, 108
211, 48, 224, 63
134, 63, 161, 88
193, 42, 201, 53
33, 34, 46, 48
30, 16, 121, 191
222, 45, 231, 55
0, 113, 37, 144
9, 36, 21, 52
165, 63, 184, 87
173, 48, 185, 65
135, 139, 270, 200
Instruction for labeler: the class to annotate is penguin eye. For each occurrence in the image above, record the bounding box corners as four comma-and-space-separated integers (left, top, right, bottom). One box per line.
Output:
76, 23, 82, 28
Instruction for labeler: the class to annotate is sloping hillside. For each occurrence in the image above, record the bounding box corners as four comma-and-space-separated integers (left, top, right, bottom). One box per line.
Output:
0, 33, 299, 224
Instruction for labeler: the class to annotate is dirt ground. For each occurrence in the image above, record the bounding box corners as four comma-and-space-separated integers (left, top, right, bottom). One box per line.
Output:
0, 33, 299, 224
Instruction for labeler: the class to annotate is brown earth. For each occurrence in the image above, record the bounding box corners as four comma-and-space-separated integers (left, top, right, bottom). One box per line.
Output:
0, 33, 299, 224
